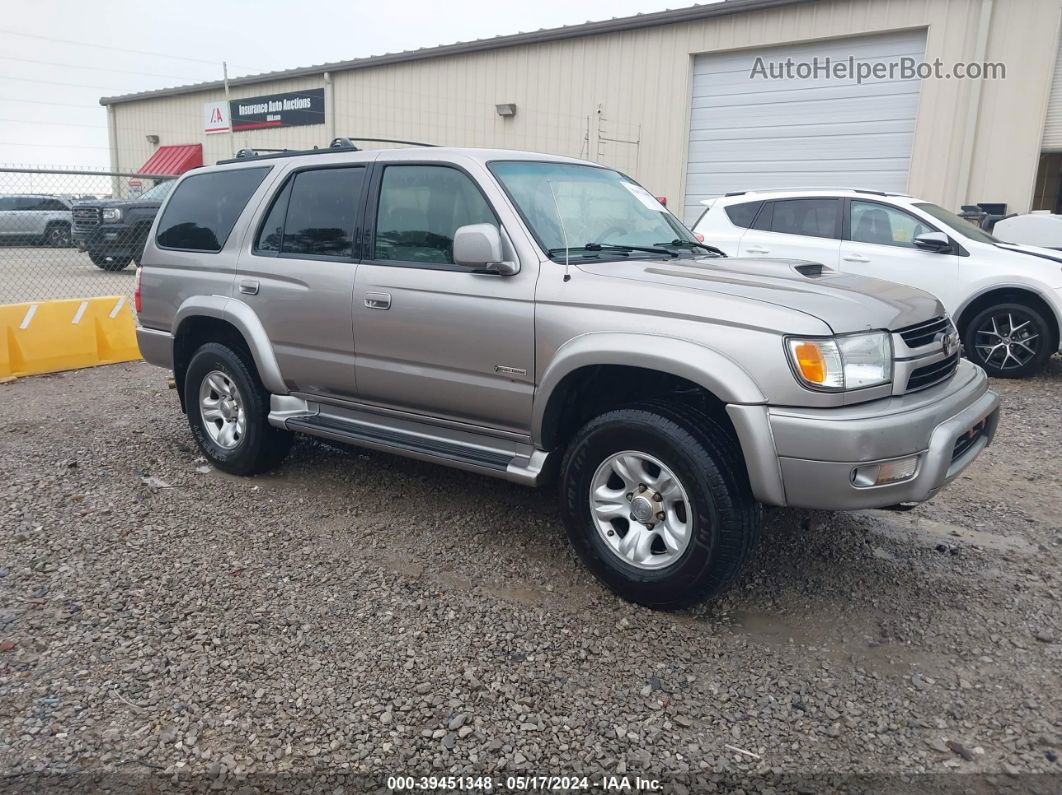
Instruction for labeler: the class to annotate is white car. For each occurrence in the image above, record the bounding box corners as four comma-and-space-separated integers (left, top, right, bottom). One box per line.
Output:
693, 189, 1062, 378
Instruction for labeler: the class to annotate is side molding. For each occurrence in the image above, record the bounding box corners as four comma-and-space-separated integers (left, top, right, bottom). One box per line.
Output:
532, 332, 768, 445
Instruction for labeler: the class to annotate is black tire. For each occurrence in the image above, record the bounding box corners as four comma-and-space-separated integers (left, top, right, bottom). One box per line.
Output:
184, 342, 293, 475
88, 250, 132, 271
963, 302, 1054, 379
43, 223, 71, 247
559, 402, 760, 610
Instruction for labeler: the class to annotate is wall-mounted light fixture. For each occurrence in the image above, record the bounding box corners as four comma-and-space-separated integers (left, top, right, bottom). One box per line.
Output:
146, 134, 160, 144
495, 103, 517, 117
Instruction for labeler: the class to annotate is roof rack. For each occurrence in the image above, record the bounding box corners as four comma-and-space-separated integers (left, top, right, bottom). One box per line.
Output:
722, 187, 909, 198
218, 136, 436, 165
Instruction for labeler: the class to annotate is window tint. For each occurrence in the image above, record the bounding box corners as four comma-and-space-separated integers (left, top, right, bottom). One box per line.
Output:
37, 198, 68, 211
850, 201, 932, 248
156, 167, 269, 252
750, 201, 773, 231
770, 199, 839, 238
724, 200, 763, 229
279, 167, 363, 258
0, 197, 15, 211
375, 165, 496, 265
255, 181, 292, 254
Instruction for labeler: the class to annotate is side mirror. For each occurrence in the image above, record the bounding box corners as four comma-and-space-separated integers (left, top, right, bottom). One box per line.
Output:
453, 223, 519, 275
914, 231, 951, 253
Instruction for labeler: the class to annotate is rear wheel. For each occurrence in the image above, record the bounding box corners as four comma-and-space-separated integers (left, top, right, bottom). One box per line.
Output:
963, 302, 1053, 378
559, 402, 760, 609
88, 250, 132, 271
184, 342, 293, 475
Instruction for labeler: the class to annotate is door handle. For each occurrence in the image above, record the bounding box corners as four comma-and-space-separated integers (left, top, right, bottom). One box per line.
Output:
842, 254, 870, 263
238, 279, 259, 295
745, 246, 770, 254
364, 292, 391, 310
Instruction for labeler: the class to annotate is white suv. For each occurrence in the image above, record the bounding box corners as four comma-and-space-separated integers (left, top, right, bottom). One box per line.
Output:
693, 189, 1062, 378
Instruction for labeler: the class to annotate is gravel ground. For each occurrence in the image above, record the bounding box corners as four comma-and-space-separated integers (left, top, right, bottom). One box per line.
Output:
0, 359, 1060, 792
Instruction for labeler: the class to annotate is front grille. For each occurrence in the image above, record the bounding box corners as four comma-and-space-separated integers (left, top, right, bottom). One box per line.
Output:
906, 353, 959, 392
898, 316, 950, 349
72, 207, 100, 233
952, 415, 990, 462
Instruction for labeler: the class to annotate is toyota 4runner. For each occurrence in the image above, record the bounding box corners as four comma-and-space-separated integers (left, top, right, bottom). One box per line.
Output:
135, 144, 1001, 609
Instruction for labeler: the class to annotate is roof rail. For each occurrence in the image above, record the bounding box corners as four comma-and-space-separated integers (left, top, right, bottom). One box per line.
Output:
218, 136, 436, 165
723, 187, 909, 198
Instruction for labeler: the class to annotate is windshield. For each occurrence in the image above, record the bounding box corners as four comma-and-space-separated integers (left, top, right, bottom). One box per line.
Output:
138, 180, 176, 202
913, 202, 1000, 244
489, 161, 699, 259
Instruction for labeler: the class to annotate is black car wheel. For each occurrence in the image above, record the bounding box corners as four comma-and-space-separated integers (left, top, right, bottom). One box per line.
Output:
560, 401, 760, 609
963, 302, 1054, 379
88, 250, 132, 271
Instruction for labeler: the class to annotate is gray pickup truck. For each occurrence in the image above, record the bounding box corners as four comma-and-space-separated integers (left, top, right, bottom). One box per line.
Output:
135, 145, 1000, 608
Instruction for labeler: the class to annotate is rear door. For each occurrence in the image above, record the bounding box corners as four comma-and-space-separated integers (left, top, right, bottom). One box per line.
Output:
0, 197, 17, 238
838, 198, 961, 308
736, 197, 842, 265
236, 164, 368, 400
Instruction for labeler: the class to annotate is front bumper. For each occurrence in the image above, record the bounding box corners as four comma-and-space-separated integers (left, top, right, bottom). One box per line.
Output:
74, 224, 137, 254
728, 361, 1000, 510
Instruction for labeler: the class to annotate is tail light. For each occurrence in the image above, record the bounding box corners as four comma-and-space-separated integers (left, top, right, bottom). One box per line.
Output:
695, 233, 705, 242
133, 266, 143, 313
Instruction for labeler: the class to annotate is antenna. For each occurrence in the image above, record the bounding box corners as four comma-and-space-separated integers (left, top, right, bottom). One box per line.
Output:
546, 179, 571, 282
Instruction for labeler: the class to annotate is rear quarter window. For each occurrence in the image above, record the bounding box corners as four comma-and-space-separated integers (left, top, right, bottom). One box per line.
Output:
156, 167, 270, 252
724, 200, 763, 229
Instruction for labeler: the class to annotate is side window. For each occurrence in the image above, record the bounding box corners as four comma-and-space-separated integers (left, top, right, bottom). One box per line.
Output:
724, 200, 763, 229
40, 199, 69, 211
14, 197, 41, 211
750, 201, 773, 231
374, 165, 496, 266
156, 167, 269, 252
850, 200, 932, 248
0, 197, 15, 211
278, 167, 363, 258
771, 199, 840, 238
254, 181, 292, 254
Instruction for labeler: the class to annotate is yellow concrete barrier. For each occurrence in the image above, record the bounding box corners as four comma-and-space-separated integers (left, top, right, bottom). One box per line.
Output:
0, 296, 141, 379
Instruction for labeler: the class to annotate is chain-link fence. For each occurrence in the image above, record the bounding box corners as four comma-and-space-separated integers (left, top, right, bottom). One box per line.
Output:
0, 167, 175, 304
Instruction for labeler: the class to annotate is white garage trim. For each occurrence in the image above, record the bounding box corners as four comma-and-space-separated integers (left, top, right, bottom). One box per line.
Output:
683, 30, 928, 223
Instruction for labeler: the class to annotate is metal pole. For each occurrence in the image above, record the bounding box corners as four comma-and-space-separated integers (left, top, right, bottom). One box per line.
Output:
223, 61, 235, 154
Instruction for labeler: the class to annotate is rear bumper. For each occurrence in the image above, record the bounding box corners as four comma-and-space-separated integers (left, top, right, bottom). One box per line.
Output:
728, 361, 1000, 510
136, 326, 173, 370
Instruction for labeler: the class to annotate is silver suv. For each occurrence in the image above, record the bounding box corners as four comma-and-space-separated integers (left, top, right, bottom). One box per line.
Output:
0, 194, 72, 246
135, 144, 1001, 608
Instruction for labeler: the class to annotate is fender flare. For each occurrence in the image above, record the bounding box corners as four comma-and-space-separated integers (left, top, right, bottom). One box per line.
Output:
532, 332, 767, 446
172, 295, 287, 395
954, 282, 1062, 339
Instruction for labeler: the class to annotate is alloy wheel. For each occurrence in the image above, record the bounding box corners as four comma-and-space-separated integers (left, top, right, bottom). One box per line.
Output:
198, 370, 247, 450
973, 311, 1041, 372
589, 450, 693, 570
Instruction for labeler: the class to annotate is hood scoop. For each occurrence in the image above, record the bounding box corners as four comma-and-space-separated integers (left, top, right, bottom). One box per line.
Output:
794, 262, 827, 277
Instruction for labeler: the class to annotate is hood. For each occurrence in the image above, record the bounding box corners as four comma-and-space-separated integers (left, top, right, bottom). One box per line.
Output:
72, 197, 162, 210
575, 256, 943, 334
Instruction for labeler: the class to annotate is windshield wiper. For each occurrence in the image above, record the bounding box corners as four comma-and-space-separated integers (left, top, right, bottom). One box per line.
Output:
654, 239, 728, 257
547, 243, 678, 260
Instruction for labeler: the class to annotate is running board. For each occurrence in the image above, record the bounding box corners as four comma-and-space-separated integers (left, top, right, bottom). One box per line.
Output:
270, 396, 547, 486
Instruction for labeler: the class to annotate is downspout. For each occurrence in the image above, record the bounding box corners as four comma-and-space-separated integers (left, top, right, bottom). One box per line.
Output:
324, 71, 335, 141
955, 0, 994, 205
106, 104, 120, 197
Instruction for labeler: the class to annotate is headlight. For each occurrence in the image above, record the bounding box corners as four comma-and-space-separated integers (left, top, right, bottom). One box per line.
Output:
786, 331, 892, 391
102, 208, 123, 223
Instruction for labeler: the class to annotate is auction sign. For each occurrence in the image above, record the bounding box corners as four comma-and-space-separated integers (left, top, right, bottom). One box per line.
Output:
229, 88, 325, 132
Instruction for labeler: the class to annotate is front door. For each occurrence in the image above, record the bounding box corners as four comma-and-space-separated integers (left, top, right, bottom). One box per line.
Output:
353, 163, 535, 434
235, 164, 367, 400
837, 199, 961, 311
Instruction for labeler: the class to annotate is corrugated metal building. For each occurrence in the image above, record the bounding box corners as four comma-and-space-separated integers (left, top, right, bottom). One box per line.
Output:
101, 0, 1062, 221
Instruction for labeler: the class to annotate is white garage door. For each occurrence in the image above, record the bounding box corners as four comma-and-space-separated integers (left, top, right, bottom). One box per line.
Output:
683, 30, 928, 222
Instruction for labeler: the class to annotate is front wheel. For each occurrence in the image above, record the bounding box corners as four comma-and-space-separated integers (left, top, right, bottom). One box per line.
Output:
559, 403, 760, 609
44, 224, 71, 247
184, 342, 293, 475
963, 302, 1054, 378
88, 250, 132, 271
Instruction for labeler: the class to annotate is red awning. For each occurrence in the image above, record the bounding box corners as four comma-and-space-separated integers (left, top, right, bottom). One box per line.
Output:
138, 144, 203, 176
